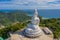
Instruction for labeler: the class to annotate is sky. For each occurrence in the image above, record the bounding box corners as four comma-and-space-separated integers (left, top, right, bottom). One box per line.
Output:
0, 0, 60, 10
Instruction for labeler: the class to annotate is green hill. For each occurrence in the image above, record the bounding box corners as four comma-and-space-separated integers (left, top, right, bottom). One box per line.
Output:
0, 11, 31, 26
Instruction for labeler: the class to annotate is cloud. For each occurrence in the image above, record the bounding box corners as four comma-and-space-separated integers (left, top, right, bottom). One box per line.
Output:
0, 0, 60, 9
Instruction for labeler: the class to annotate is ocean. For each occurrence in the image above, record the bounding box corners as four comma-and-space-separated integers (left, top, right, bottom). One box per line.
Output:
0, 9, 60, 18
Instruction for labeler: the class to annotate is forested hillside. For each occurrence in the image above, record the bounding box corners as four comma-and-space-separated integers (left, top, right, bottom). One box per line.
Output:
0, 11, 31, 26
40, 18, 60, 38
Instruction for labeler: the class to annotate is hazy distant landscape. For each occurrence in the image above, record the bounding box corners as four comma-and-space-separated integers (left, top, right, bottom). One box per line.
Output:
0, 9, 60, 26
0, 9, 60, 18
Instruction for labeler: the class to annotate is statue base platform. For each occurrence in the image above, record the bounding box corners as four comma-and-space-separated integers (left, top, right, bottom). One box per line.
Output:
9, 28, 53, 40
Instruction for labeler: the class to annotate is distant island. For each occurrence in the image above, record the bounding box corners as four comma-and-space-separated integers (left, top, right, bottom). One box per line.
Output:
0, 11, 60, 40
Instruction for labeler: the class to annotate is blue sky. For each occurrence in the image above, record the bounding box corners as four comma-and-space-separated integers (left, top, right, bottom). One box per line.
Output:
0, 0, 60, 9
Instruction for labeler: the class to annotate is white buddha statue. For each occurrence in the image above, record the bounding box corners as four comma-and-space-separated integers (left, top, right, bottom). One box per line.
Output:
24, 9, 42, 37
31, 9, 40, 25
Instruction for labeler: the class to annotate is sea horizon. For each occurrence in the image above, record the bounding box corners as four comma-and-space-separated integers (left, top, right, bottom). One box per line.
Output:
0, 9, 60, 18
